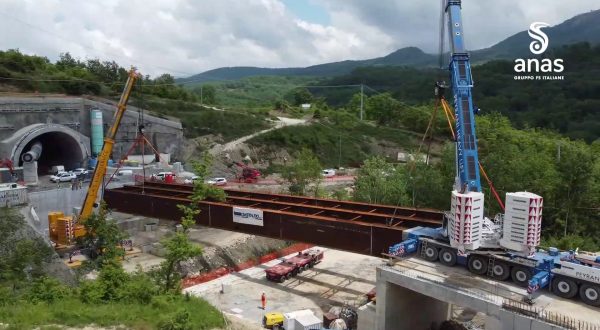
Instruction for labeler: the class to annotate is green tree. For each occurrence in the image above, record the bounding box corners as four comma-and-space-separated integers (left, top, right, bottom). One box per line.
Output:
409, 160, 452, 209
282, 148, 323, 196
78, 203, 126, 269
346, 92, 367, 118
293, 88, 313, 106
198, 85, 217, 104
353, 156, 410, 205
366, 93, 401, 125
156, 153, 225, 293
0, 208, 53, 286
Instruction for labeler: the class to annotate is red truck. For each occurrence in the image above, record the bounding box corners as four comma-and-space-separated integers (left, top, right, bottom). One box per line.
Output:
265, 249, 324, 283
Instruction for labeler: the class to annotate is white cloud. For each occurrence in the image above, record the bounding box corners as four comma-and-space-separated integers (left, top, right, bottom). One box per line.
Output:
0, 0, 597, 77
321, 0, 600, 51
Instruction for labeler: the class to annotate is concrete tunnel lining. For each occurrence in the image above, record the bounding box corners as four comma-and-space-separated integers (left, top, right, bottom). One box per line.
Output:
9, 124, 90, 173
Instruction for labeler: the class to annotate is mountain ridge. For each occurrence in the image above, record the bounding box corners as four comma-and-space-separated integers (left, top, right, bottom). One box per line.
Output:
178, 9, 600, 84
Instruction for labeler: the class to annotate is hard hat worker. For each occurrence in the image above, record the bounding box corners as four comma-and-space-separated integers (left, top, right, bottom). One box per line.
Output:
261, 292, 266, 310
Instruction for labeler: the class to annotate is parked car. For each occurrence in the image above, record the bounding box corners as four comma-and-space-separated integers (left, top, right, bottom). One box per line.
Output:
151, 172, 175, 181
184, 175, 199, 184
117, 169, 133, 176
50, 171, 77, 182
206, 177, 227, 186
322, 169, 336, 178
71, 168, 89, 176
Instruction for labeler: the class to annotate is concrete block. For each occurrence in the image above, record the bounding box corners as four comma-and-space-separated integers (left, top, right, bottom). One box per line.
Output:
499, 309, 515, 330
514, 313, 533, 330
23, 161, 38, 185
357, 302, 376, 330
141, 244, 153, 254
531, 319, 555, 330
486, 315, 502, 330
151, 242, 166, 257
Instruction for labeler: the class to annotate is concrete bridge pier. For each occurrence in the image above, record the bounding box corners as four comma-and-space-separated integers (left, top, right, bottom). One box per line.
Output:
376, 274, 449, 330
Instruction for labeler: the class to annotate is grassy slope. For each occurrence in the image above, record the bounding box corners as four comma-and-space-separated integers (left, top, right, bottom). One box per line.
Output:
184, 75, 318, 108
250, 121, 420, 168
133, 97, 272, 142
0, 293, 223, 329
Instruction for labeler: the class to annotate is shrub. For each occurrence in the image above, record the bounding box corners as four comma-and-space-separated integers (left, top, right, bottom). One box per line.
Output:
158, 310, 193, 330
79, 280, 105, 304
25, 277, 70, 304
119, 271, 158, 304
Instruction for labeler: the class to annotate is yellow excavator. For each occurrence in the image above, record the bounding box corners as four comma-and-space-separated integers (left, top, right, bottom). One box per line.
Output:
49, 68, 139, 246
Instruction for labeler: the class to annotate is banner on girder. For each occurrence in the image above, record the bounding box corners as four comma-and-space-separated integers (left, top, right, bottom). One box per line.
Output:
233, 207, 264, 226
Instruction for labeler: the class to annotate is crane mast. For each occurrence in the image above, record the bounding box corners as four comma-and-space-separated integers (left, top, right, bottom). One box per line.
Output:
445, 0, 481, 193
79, 68, 139, 220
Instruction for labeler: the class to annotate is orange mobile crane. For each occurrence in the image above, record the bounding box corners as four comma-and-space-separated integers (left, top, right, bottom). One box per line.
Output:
49, 68, 139, 246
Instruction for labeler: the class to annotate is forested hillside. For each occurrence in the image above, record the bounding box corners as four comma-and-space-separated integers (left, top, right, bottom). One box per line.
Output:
315, 43, 600, 142
0, 50, 272, 142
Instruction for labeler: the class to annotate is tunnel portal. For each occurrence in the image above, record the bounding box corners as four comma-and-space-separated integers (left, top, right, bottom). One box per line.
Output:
19, 131, 85, 173
6, 124, 90, 175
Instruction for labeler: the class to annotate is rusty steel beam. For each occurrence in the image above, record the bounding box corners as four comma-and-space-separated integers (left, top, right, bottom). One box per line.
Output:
122, 183, 444, 224
105, 182, 444, 256
119, 184, 440, 227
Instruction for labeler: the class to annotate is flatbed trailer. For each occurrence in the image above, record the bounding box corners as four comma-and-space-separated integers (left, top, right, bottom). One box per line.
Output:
265, 249, 324, 283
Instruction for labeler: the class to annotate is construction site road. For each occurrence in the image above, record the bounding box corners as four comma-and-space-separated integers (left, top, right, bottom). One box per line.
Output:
184, 247, 380, 328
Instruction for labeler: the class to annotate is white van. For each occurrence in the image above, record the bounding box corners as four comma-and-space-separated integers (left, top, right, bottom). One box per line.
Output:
322, 169, 336, 178
51, 165, 65, 175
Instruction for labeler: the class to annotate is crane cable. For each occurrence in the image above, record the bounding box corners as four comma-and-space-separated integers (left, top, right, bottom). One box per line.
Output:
414, 98, 440, 167
439, 98, 505, 211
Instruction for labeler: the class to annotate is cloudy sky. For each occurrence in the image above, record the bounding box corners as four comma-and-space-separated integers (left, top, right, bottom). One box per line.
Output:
0, 0, 598, 77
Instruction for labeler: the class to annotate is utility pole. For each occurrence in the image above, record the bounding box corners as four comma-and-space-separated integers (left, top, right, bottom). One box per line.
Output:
338, 134, 342, 169
360, 84, 364, 120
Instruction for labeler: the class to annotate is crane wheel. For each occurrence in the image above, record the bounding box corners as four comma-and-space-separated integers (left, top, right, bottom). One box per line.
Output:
467, 256, 488, 275
579, 283, 600, 307
423, 246, 439, 262
552, 277, 578, 299
438, 249, 457, 267
510, 266, 532, 287
491, 263, 510, 281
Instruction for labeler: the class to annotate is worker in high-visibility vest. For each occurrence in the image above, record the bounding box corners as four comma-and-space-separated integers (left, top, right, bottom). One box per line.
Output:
261, 292, 266, 310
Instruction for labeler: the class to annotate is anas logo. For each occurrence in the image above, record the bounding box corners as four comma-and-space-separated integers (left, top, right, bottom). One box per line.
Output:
514, 22, 564, 81
528, 22, 550, 55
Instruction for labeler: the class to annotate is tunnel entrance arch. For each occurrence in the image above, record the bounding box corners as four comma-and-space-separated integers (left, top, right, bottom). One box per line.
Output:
10, 124, 90, 174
